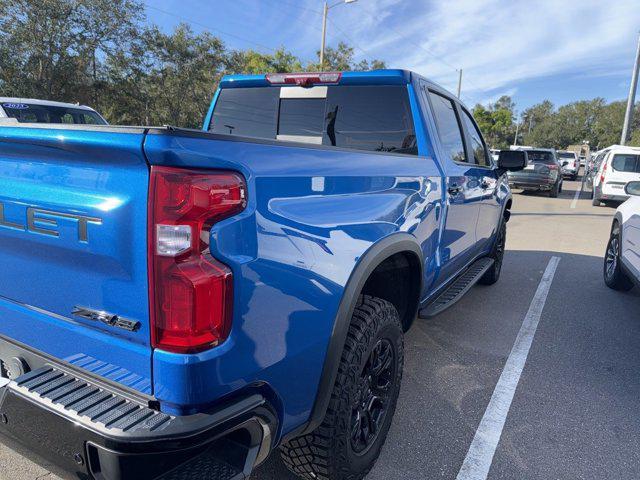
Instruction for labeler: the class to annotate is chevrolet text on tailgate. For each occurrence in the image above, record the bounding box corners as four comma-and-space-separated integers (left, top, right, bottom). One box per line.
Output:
0, 70, 525, 480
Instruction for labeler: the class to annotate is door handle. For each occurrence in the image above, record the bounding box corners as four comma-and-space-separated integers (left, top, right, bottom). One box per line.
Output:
448, 184, 461, 196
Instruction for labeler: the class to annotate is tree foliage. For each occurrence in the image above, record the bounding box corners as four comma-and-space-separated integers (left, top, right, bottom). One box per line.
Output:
473, 95, 640, 150
0, 0, 386, 128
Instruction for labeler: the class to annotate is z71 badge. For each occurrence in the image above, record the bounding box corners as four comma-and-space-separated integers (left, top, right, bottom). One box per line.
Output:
72, 306, 141, 332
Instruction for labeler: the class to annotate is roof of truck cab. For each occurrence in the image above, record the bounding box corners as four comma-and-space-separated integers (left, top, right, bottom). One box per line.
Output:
219, 69, 414, 88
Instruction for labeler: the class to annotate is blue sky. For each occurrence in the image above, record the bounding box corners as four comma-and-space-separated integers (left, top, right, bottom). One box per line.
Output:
145, 0, 640, 112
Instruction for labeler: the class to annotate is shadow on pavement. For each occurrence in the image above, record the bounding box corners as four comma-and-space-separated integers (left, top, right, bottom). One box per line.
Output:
252, 249, 639, 480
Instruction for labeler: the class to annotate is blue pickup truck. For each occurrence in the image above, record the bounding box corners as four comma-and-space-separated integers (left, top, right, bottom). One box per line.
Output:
0, 70, 526, 480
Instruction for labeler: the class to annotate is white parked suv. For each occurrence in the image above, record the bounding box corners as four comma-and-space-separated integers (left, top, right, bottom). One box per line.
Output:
604, 181, 640, 290
592, 145, 640, 207
0, 98, 107, 125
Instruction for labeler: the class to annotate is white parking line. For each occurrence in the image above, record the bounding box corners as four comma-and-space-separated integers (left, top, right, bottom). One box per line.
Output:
570, 182, 583, 209
456, 256, 560, 480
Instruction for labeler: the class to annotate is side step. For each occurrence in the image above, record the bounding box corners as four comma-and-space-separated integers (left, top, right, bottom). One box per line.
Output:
419, 257, 494, 318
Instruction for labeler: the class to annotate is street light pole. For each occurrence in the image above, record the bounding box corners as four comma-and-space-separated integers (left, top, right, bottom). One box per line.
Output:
319, 0, 357, 71
621, 32, 640, 145
320, 2, 329, 71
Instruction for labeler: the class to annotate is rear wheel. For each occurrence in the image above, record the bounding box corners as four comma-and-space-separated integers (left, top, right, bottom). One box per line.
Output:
604, 223, 633, 291
549, 181, 560, 198
479, 221, 506, 285
280, 295, 404, 480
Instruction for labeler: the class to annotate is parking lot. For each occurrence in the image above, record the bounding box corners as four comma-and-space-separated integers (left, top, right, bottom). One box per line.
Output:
2, 172, 639, 480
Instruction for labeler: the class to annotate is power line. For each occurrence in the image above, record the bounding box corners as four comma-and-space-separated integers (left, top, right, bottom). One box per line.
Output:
326, 17, 375, 60
145, 3, 279, 54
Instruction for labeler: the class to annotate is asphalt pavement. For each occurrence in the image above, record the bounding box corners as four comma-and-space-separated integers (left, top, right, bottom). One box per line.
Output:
2, 173, 639, 480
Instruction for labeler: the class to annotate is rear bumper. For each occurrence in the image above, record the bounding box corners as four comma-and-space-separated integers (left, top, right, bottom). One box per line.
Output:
508, 179, 555, 190
0, 363, 277, 480
507, 173, 556, 190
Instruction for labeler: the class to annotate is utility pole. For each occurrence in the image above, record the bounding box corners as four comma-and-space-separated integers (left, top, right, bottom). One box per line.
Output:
457, 69, 463, 98
621, 32, 640, 145
513, 112, 520, 146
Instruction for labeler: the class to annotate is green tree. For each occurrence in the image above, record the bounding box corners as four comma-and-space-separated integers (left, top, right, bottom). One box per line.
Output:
472, 95, 516, 148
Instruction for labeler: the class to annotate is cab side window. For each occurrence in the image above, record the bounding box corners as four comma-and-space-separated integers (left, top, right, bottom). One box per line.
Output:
428, 91, 467, 163
460, 109, 491, 167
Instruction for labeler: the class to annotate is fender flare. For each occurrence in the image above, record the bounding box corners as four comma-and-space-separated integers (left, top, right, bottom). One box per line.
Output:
501, 193, 513, 223
289, 233, 423, 439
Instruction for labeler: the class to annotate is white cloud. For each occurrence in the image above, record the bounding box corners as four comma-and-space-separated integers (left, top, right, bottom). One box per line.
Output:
330, 0, 640, 103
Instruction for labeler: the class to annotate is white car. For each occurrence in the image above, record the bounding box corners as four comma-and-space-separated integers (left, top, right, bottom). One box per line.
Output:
592, 145, 640, 207
557, 150, 580, 180
604, 181, 640, 290
0, 97, 107, 125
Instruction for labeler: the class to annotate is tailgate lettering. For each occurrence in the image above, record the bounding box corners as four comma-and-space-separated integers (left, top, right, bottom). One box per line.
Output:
0, 201, 102, 243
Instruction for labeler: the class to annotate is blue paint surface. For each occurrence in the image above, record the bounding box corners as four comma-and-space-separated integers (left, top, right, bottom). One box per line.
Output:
0, 70, 510, 443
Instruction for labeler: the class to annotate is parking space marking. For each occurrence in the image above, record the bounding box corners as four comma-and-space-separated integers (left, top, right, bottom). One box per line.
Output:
456, 256, 560, 480
570, 182, 583, 209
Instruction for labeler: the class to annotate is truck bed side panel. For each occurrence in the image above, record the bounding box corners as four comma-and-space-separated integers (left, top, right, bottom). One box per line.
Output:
144, 131, 442, 431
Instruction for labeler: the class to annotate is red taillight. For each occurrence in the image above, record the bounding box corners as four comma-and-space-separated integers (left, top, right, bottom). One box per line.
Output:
266, 72, 341, 86
600, 162, 607, 183
548, 164, 558, 170
148, 166, 246, 353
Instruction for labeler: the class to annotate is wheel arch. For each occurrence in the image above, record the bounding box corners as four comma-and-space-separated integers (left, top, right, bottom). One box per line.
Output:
287, 233, 423, 440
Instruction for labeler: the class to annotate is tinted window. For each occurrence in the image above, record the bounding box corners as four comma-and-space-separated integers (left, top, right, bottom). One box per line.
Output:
209, 87, 279, 138
612, 154, 640, 173
2, 103, 106, 124
527, 151, 555, 164
279, 98, 325, 137
428, 91, 466, 163
210, 85, 417, 154
558, 152, 575, 158
461, 109, 491, 166
324, 86, 417, 154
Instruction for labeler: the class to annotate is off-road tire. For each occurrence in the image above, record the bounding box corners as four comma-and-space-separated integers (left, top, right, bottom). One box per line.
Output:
279, 295, 404, 480
604, 222, 634, 291
479, 221, 506, 285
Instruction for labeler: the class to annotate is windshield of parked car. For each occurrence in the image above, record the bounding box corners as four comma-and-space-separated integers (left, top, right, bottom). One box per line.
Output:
208, 85, 418, 155
1, 103, 106, 125
611, 154, 640, 173
526, 151, 555, 164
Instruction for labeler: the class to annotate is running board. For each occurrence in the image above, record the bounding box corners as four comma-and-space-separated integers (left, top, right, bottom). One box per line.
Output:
419, 257, 494, 318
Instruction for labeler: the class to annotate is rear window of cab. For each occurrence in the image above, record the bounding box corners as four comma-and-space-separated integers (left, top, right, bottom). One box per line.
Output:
209, 85, 418, 155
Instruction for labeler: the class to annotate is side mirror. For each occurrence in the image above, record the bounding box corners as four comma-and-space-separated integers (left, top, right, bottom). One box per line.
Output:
562, 160, 569, 167
498, 150, 528, 171
625, 181, 640, 196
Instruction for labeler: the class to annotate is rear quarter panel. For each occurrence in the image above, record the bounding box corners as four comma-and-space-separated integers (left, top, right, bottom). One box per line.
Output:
144, 128, 443, 434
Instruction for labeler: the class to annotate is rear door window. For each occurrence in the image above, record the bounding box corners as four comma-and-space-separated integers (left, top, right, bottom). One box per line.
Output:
209, 85, 418, 155
611, 154, 640, 173
460, 109, 491, 167
427, 91, 467, 163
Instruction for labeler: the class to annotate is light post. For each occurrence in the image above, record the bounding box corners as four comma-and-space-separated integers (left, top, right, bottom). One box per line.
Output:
320, 0, 357, 71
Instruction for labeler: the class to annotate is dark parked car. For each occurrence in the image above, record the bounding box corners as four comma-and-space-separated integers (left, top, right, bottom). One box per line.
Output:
507, 148, 564, 197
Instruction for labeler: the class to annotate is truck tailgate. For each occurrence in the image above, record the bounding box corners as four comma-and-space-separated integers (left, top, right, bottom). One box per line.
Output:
0, 126, 152, 394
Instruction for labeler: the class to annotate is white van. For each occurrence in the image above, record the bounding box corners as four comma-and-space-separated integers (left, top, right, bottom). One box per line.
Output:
592, 145, 640, 206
